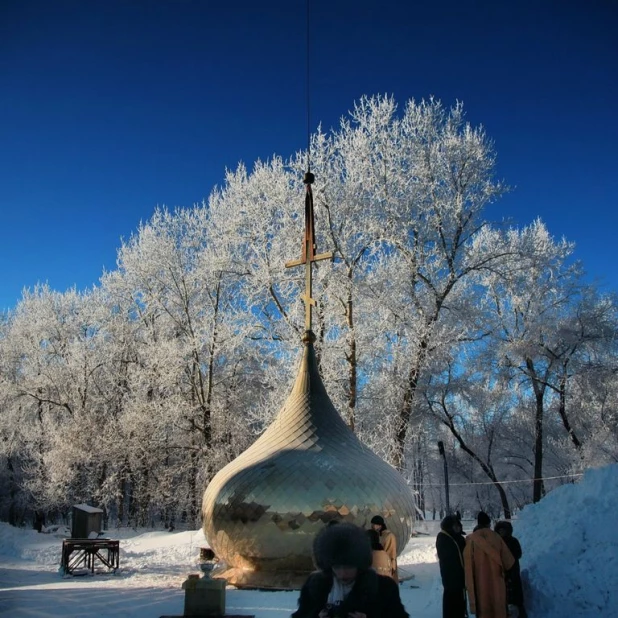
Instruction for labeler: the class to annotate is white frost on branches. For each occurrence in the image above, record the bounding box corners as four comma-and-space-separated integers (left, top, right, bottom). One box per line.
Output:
0, 97, 616, 526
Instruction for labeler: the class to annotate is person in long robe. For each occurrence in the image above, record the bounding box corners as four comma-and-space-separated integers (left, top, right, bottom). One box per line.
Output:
463, 512, 515, 618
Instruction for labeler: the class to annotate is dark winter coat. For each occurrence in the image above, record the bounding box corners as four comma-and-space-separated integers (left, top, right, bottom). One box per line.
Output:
291, 569, 408, 618
502, 535, 524, 606
436, 529, 466, 590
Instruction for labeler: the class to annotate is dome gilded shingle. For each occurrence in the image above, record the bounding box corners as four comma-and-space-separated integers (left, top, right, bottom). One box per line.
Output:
202, 332, 416, 589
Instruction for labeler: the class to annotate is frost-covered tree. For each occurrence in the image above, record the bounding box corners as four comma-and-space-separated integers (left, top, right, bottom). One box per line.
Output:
479, 221, 585, 501
344, 97, 508, 472
0, 285, 113, 517
1, 95, 617, 525
102, 205, 269, 525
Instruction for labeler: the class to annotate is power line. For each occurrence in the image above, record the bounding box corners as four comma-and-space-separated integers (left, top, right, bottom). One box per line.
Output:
415, 472, 584, 488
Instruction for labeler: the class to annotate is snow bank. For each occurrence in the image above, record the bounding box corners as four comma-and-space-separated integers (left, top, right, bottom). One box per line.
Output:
3, 466, 616, 618
516, 463, 618, 618
0, 521, 442, 617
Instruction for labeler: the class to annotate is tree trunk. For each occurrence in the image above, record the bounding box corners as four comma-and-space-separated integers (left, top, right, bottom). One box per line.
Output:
344, 280, 357, 432
527, 358, 546, 503
189, 448, 198, 528
7, 456, 17, 526
442, 418, 512, 519
138, 465, 150, 527
557, 369, 582, 450
118, 467, 128, 526
393, 342, 427, 471
412, 439, 425, 514
127, 469, 136, 526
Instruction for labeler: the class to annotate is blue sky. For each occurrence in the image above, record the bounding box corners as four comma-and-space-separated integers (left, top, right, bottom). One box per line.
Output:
1, 0, 617, 311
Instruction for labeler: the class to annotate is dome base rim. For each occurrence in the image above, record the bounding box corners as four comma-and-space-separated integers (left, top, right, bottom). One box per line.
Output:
213, 566, 312, 590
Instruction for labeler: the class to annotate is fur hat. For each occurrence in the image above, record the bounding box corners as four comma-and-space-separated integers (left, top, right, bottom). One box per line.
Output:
440, 514, 461, 532
370, 515, 386, 528
313, 523, 372, 571
477, 511, 491, 527
494, 520, 513, 536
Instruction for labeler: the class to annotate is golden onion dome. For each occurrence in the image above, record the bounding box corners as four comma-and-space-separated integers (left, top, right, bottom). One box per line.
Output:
202, 330, 416, 589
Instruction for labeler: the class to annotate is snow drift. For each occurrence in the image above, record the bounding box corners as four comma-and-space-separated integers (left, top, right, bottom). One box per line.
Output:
1, 465, 617, 617
517, 463, 618, 618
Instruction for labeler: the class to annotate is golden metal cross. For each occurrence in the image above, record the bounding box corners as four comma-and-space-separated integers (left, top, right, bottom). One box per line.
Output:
285, 172, 333, 331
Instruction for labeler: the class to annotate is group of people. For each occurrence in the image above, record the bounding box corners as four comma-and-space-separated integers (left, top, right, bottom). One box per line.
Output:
292, 515, 407, 618
290, 511, 526, 618
436, 511, 527, 618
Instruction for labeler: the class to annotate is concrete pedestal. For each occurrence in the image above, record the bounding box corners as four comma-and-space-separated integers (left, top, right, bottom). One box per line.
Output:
182, 574, 226, 616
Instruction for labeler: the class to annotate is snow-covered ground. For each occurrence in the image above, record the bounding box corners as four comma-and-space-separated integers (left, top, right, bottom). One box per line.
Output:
1, 464, 616, 617
0, 521, 442, 617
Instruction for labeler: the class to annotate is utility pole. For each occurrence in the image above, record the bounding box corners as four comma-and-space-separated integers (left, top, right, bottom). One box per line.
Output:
437, 441, 450, 514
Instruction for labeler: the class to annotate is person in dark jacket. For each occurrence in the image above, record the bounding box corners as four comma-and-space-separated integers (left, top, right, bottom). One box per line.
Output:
292, 522, 408, 618
436, 514, 467, 618
370, 515, 398, 582
366, 529, 393, 579
494, 521, 527, 618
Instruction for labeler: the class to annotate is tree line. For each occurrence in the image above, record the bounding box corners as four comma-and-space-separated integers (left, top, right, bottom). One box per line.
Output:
1, 96, 616, 528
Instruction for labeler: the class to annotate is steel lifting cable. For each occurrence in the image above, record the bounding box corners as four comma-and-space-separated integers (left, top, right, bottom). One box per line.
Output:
306, 0, 311, 174
304, 0, 315, 253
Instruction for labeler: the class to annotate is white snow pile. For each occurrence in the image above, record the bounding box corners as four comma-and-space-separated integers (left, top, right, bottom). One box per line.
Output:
516, 463, 618, 618
0, 520, 443, 617
2, 466, 617, 617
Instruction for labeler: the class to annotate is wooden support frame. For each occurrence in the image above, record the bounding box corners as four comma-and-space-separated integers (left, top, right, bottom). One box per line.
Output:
60, 539, 119, 575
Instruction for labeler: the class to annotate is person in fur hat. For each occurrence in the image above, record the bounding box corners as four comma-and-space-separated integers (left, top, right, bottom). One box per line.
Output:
366, 529, 393, 579
292, 522, 408, 618
436, 514, 467, 618
494, 521, 527, 618
464, 512, 515, 618
370, 515, 398, 582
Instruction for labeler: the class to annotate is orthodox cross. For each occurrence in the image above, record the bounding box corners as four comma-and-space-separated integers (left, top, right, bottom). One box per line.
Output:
285, 171, 333, 332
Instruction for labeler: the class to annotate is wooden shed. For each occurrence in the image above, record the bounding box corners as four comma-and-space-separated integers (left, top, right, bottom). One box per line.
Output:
71, 504, 104, 539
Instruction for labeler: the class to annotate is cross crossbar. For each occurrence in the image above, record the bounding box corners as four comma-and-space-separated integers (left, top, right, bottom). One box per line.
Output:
285, 174, 333, 331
